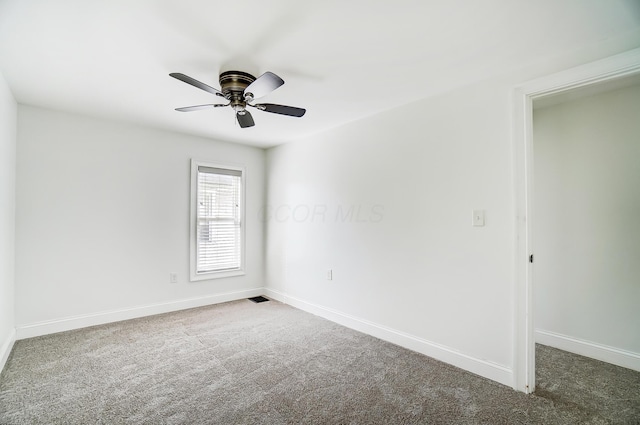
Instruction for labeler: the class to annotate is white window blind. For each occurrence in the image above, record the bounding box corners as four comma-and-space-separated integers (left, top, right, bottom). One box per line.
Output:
195, 165, 242, 274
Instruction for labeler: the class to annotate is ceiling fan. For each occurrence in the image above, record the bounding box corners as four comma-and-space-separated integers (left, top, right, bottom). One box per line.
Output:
169, 70, 306, 128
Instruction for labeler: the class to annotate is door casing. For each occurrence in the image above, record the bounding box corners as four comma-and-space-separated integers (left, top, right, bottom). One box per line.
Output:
511, 48, 640, 394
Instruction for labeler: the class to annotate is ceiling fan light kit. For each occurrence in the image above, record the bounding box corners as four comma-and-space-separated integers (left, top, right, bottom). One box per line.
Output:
170, 70, 305, 128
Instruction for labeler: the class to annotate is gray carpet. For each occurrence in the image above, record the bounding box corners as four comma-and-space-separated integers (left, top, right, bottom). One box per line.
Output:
1, 299, 638, 424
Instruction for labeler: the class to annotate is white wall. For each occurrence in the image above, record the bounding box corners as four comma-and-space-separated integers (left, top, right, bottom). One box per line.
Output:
15, 106, 265, 335
265, 77, 518, 385
264, 40, 640, 386
533, 83, 640, 368
0, 71, 17, 370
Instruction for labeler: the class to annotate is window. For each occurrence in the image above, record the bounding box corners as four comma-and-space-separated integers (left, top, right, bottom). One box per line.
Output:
190, 160, 245, 280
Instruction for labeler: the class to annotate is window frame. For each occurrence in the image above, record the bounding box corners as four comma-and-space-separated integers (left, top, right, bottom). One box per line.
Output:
189, 159, 246, 281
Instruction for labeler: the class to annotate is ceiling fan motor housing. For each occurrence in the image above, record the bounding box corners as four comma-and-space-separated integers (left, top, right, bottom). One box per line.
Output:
219, 71, 255, 111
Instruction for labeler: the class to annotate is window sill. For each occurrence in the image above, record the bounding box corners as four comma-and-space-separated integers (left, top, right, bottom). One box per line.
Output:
190, 269, 245, 282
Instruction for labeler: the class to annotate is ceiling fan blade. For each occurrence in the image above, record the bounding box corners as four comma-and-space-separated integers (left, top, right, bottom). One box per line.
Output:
244, 72, 284, 101
170, 73, 223, 96
253, 103, 306, 117
175, 104, 228, 112
236, 110, 255, 128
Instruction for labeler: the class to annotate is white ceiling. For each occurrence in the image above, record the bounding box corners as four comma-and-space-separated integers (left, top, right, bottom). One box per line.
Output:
1, 0, 639, 148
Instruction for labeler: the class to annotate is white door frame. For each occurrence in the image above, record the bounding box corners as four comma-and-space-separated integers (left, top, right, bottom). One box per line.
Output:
512, 48, 640, 394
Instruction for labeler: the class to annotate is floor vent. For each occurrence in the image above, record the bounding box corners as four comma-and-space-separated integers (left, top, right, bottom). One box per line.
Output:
248, 296, 269, 303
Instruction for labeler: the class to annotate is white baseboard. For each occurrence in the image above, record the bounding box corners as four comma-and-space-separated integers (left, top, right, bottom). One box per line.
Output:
536, 329, 640, 372
15, 288, 263, 340
1, 328, 16, 374
264, 288, 513, 388
263, 288, 287, 303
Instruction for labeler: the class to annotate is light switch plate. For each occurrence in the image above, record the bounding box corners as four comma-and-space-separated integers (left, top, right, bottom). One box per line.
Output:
472, 210, 485, 227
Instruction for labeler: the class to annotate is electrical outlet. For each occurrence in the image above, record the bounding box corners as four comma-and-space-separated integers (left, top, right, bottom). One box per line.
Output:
169, 273, 178, 284
327, 270, 333, 281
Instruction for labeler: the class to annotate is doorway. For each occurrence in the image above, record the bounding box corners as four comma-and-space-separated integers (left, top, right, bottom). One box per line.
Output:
512, 48, 640, 394
532, 74, 640, 362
